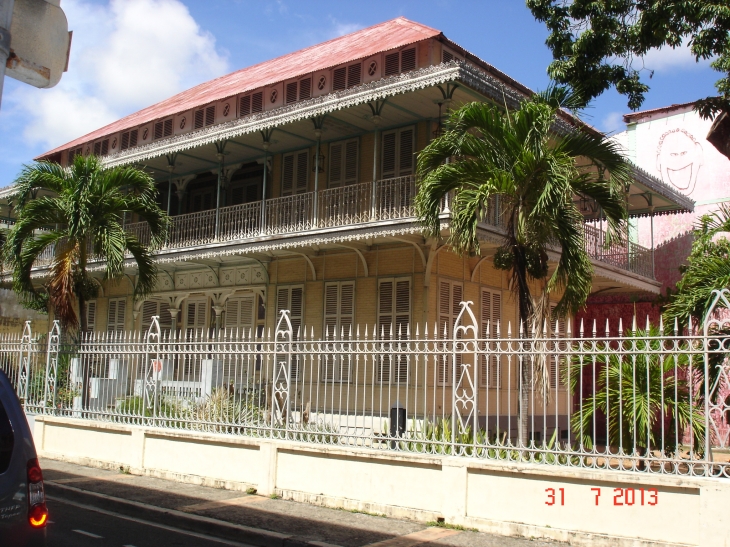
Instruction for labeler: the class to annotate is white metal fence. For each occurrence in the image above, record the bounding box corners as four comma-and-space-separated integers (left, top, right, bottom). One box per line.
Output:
4, 292, 730, 478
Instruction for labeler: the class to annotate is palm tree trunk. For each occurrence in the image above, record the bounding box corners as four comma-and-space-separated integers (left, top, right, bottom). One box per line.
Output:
514, 248, 532, 447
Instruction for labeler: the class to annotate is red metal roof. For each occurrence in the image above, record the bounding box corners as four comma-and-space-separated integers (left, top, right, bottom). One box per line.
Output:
41, 17, 441, 158
622, 101, 696, 123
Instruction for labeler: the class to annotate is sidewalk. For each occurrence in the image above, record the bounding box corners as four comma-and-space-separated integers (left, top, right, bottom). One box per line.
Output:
40, 458, 564, 547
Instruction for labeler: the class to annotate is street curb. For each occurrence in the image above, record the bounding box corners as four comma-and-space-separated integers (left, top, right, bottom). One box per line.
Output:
45, 481, 340, 547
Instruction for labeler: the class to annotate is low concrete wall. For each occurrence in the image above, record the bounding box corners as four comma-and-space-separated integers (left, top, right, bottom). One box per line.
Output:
34, 416, 729, 547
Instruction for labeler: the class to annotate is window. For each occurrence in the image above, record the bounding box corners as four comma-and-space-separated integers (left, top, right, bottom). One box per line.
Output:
442, 48, 461, 63
107, 298, 127, 334
328, 139, 358, 187
83, 300, 97, 333
332, 62, 361, 91
239, 91, 264, 116
285, 77, 312, 104
276, 286, 303, 380
224, 296, 255, 336
281, 150, 309, 196
194, 105, 215, 129
381, 126, 415, 178
189, 187, 214, 212
323, 282, 354, 382
140, 300, 172, 335
377, 278, 410, 383
384, 47, 417, 77
120, 129, 138, 151
68, 147, 83, 163
154, 119, 173, 139
93, 139, 109, 156
480, 288, 502, 388
437, 280, 463, 385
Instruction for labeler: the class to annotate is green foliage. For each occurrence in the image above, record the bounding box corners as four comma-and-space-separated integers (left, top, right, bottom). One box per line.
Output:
527, 0, 730, 117
663, 205, 730, 324
415, 88, 630, 322
6, 155, 170, 330
566, 327, 705, 455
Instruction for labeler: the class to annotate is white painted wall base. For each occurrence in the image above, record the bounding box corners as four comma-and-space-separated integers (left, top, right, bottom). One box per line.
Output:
34, 416, 730, 547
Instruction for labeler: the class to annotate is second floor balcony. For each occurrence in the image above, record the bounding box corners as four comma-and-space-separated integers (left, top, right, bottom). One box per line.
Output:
119, 174, 654, 280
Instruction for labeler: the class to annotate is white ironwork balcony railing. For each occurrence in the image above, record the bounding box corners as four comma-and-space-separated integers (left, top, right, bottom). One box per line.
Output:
5, 290, 730, 478
12, 175, 654, 280
319, 181, 372, 227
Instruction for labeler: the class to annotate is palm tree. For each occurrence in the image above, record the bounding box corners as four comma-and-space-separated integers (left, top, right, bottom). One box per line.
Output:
567, 327, 705, 458
664, 205, 730, 325
6, 155, 169, 332
415, 86, 631, 444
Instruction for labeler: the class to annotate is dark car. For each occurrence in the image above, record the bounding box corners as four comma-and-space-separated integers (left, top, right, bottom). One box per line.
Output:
0, 369, 47, 546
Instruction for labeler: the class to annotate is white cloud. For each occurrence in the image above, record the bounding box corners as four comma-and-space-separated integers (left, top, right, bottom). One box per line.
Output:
601, 111, 626, 135
7, 0, 229, 151
640, 39, 712, 73
328, 17, 362, 38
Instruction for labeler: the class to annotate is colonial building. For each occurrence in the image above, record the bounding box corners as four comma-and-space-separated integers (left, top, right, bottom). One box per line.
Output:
0, 18, 693, 436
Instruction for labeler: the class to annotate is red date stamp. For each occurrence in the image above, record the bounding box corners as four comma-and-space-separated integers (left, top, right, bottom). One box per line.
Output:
545, 487, 658, 506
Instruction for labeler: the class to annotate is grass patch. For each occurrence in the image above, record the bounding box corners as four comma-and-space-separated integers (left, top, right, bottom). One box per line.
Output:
427, 520, 478, 532
269, 493, 281, 499
246, 487, 257, 495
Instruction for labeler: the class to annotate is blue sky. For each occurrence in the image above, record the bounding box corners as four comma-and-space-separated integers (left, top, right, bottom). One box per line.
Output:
0, 0, 720, 187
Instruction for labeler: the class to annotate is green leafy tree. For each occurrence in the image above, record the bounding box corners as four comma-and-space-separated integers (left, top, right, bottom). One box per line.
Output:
415, 87, 630, 442
567, 327, 705, 457
6, 155, 169, 331
663, 205, 730, 324
527, 0, 730, 118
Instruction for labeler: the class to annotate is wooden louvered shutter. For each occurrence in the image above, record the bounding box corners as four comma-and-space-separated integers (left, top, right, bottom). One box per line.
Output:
329, 143, 343, 187
205, 106, 215, 126
438, 280, 462, 385
251, 92, 263, 113
239, 95, 251, 116
85, 301, 97, 333
298, 78, 311, 100
398, 128, 414, 176
400, 48, 416, 72
225, 296, 254, 336
163, 119, 173, 137
344, 140, 358, 184
481, 289, 502, 387
130, 129, 138, 147
282, 153, 295, 196
93, 141, 101, 155
295, 151, 308, 194
322, 282, 353, 382
347, 63, 361, 88
286, 81, 298, 104
277, 286, 303, 380
377, 278, 410, 383
333, 67, 346, 90
141, 300, 157, 333
549, 304, 567, 389
384, 52, 399, 76
194, 109, 205, 129
185, 299, 207, 338
154, 121, 164, 139
121, 132, 130, 150
107, 298, 126, 334
381, 131, 396, 178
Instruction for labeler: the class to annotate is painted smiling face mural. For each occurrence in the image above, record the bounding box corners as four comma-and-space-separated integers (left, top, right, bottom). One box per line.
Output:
656, 128, 704, 196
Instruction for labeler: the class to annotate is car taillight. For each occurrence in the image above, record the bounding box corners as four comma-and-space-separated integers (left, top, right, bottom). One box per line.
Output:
27, 458, 47, 528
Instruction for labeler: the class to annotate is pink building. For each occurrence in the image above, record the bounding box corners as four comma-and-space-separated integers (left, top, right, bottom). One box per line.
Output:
579, 103, 730, 330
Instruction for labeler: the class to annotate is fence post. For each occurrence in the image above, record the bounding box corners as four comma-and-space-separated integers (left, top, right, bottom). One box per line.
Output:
272, 310, 293, 439
452, 301, 479, 455
17, 320, 32, 405
43, 320, 61, 415
144, 315, 162, 424
703, 289, 730, 472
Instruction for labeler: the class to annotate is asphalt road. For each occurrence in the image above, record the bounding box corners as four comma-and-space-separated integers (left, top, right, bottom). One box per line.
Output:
45, 496, 254, 547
